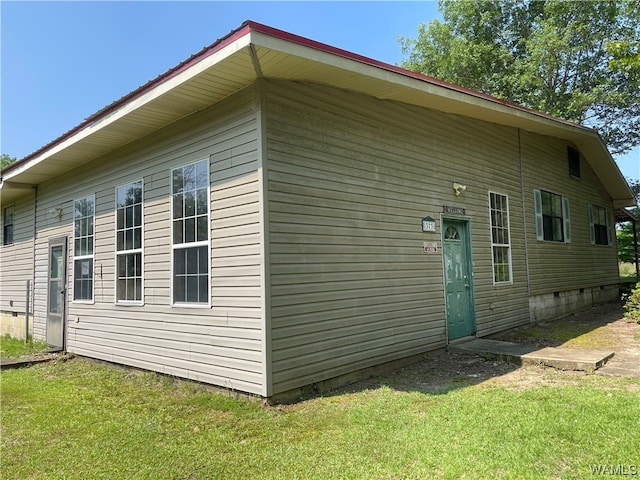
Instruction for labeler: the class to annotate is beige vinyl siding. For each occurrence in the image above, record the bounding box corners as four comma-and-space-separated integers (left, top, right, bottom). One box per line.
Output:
31, 86, 264, 394
264, 79, 530, 394
0, 194, 35, 315
31, 193, 74, 340
520, 130, 619, 294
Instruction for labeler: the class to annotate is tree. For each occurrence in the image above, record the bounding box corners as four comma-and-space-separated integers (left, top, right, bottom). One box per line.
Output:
616, 178, 639, 265
627, 178, 640, 206
617, 222, 637, 264
400, 0, 640, 155
1, 154, 16, 170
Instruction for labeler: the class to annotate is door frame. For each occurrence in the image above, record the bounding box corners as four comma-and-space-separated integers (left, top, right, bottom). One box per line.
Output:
46, 236, 68, 350
440, 215, 476, 342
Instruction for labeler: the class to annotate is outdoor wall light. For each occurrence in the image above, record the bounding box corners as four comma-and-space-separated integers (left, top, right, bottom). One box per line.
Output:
48, 207, 63, 221
453, 182, 467, 196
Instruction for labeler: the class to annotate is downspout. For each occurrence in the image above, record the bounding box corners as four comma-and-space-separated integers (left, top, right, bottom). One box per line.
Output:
518, 129, 532, 295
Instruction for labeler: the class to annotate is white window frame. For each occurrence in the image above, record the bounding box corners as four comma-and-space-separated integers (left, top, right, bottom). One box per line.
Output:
489, 191, 513, 285
533, 189, 571, 243
115, 180, 144, 305
170, 159, 211, 307
3, 205, 14, 245
73, 195, 95, 303
588, 204, 613, 246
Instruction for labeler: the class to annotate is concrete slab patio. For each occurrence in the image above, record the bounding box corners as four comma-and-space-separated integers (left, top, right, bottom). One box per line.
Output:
596, 351, 640, 378
449, 338, 615, 372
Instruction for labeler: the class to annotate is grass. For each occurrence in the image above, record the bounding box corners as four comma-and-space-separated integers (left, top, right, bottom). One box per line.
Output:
0, 334, 49, 358
619, 262, 638, 283
621, 275, 638, 284
2, 357, 639, 479
493, 303, 637, 350
509, 323, 617, 349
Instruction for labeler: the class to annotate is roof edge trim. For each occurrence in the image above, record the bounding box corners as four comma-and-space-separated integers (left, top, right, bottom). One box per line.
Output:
245, 21, 593, 133
2, 20, 256, 175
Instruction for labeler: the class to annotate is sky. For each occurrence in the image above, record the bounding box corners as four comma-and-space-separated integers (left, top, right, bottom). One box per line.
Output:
1, 1, 638, 181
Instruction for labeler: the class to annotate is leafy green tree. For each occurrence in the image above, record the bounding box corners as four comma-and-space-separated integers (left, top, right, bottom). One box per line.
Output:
627, 178, 640, 205
617, 221, 637, 264
400, 0, 640, 155
1, 154, 16, 170
616, 178, 639, 265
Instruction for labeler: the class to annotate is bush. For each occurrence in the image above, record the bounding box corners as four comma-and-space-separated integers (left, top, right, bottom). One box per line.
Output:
623, 282, 640, 324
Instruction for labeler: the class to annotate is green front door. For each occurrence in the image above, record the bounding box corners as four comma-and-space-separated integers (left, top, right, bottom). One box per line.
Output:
442, 219, 475, 340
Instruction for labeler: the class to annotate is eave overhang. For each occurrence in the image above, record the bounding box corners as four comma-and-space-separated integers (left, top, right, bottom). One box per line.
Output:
1, 20, 635, 208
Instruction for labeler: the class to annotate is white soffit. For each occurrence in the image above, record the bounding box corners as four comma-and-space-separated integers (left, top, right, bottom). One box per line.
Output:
2, 33, 255, 189
251, 31, 586, 139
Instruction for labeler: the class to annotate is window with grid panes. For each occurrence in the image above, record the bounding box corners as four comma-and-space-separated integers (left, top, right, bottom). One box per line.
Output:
116, 181, 143, 303
171, 160, 210, 305
589, 205, 611, 246
489, 192, 512, 283
3, 206, 14, 245
73, 195, 95, 301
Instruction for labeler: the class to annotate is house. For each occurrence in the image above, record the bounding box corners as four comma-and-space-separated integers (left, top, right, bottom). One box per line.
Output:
1, 21, 635, 400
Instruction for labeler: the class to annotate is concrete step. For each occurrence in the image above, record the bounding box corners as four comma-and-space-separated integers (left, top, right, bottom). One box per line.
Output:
449, 338, 614, 371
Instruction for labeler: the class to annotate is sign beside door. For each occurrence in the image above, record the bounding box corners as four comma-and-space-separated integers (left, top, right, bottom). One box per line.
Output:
423, 242, 438, 254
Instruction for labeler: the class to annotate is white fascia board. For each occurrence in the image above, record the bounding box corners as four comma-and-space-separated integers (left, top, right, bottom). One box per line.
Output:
4, 33, 253, 183
250, 30, 590, 140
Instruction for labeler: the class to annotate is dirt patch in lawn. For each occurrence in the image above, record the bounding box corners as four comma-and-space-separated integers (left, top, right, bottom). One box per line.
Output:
334, 301, 640, 397
488, 301, 634, 351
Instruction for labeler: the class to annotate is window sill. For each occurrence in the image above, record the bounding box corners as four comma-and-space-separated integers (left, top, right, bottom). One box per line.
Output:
171, 302, 211, 309
115, 301, 145, 307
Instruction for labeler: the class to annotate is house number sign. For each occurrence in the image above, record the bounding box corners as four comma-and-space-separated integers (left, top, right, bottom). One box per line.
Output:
421, 216, 436, 232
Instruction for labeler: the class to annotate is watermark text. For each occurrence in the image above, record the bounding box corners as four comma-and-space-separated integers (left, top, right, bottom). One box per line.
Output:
590, 464, 638, 476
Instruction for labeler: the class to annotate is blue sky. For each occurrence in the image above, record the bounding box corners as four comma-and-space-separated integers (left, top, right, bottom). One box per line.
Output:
1, 1, 638, 181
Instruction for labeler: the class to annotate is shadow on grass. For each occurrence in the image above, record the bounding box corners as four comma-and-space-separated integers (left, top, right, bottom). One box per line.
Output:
326, 351, 524, 399
487, 301, 627, 349
316, 301, 632, 402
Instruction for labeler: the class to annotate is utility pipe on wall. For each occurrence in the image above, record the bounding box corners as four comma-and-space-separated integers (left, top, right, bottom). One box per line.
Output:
25, 280, 30, 343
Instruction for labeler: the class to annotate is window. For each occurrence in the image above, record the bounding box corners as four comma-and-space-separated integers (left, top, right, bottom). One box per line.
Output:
534, 189, 571, 243
171, 159, 210, 305
588, 205, 612, 246
568, 146, 580, 178
3, 206, 14, 245
489, 192, 512, 284
73, 195, 95, 301
444, 225, 460, 240
116, 181, 143, 303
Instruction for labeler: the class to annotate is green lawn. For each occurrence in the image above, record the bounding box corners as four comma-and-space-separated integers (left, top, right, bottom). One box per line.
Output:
1, 357, 639, 480
0, 334, 48, 358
